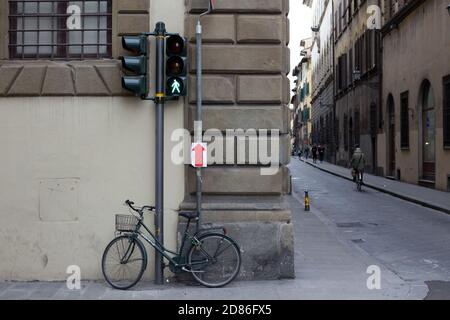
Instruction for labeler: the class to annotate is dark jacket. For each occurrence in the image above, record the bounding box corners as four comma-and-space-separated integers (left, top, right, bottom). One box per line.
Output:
351, 148, 366, 171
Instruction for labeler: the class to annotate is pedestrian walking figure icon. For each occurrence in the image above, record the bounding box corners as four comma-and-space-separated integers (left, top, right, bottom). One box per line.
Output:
167, 77, 184, 96
171, 79, 181, 94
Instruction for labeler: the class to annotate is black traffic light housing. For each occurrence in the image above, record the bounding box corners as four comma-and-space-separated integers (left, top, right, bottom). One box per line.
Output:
166, 35, 187, 97
121, 35, 148, 99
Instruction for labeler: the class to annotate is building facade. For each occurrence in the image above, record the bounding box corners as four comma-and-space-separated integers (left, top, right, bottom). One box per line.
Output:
0, 0, 293, 281
310, 0, 335, 163
333, 0, 382, 171
292, 38, 313, 153
378, 0, 450, 191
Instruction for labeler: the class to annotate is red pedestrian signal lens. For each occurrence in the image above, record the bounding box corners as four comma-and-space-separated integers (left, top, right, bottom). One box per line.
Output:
167, 36, 184, 55
167, 56, 184, 76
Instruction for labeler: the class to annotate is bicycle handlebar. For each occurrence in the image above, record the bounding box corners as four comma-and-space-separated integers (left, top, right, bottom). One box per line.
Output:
124, 200, 155, 214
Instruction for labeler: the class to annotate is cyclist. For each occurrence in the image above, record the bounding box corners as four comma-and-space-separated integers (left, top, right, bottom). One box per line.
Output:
350, 144, 366, 184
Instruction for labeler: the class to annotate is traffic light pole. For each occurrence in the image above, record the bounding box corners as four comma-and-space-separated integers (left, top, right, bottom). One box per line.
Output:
122, 24, 185, 286
154, 21, 166, 285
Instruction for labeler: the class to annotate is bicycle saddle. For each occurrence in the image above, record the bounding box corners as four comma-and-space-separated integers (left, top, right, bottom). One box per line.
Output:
179, 211, 199, 220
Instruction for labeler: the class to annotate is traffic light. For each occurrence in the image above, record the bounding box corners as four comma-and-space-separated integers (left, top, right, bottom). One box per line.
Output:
121, 35, 148, 98
166, 35, 187, 97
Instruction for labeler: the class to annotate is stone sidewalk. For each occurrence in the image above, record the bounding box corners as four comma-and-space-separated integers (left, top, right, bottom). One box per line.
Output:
301, 158, 450, 215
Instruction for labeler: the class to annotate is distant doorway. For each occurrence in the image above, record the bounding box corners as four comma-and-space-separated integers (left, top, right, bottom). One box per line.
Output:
421, 81, 436, 182
387, 95, 396, 177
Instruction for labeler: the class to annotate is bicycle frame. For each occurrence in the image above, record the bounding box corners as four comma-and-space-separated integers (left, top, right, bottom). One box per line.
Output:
129, 216, 216, 270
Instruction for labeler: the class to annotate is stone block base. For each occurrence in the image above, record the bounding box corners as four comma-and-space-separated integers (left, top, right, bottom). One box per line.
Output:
173, 196, 295, 283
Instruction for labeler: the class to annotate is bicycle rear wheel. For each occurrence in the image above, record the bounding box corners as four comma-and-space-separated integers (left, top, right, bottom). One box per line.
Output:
188, 233, 241, 288
357, 173, 363, 191
102, 235, 147, 290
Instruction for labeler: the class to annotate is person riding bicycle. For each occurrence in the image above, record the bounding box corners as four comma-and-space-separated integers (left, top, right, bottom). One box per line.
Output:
350, 145, 366, 183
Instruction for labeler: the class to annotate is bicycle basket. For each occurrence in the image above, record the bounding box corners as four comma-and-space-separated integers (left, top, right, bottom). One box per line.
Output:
115, 214, 139, 232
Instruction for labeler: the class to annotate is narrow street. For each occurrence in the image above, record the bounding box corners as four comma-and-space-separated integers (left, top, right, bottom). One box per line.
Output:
289, 158, 450, 299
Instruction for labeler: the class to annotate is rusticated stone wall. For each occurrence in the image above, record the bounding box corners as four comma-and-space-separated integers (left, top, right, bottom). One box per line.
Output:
185, 0, 291, 195
182, 0, 294, 280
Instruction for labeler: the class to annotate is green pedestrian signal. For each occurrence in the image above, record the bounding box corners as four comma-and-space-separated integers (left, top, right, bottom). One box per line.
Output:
166, 35, 187, 97
121, 35, 149, 99
167, 77, 185, 96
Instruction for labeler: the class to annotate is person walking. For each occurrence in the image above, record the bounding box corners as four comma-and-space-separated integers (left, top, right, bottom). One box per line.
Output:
311, 145, 318, 164
304, 145, 310, 160
318, 145, 325, 163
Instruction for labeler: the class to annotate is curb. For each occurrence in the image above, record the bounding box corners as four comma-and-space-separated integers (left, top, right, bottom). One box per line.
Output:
302, 159, 450, 215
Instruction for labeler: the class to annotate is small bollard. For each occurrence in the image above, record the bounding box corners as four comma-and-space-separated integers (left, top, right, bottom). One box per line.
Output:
304, 190, 310, 211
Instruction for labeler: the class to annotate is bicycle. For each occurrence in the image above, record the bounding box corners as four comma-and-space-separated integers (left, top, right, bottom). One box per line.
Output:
101, 200, 242, 290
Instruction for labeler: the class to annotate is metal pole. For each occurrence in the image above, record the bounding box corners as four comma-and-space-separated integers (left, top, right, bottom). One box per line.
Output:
154, 21, 165, 285
195, 0, 214, 232
195, 20, 203, 232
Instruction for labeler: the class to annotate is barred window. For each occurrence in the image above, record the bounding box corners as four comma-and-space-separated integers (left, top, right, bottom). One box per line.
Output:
8, 0, 112, 60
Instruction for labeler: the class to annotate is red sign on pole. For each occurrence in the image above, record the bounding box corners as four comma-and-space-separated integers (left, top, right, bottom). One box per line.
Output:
191, 143, 207, 168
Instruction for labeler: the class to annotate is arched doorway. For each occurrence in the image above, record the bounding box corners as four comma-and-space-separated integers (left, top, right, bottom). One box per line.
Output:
387, 94, 396, 177
421, 81, 436, 182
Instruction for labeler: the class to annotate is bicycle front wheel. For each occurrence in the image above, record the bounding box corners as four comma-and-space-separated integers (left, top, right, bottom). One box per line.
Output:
188, 233, 241, 288
102, 235, 147, 290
